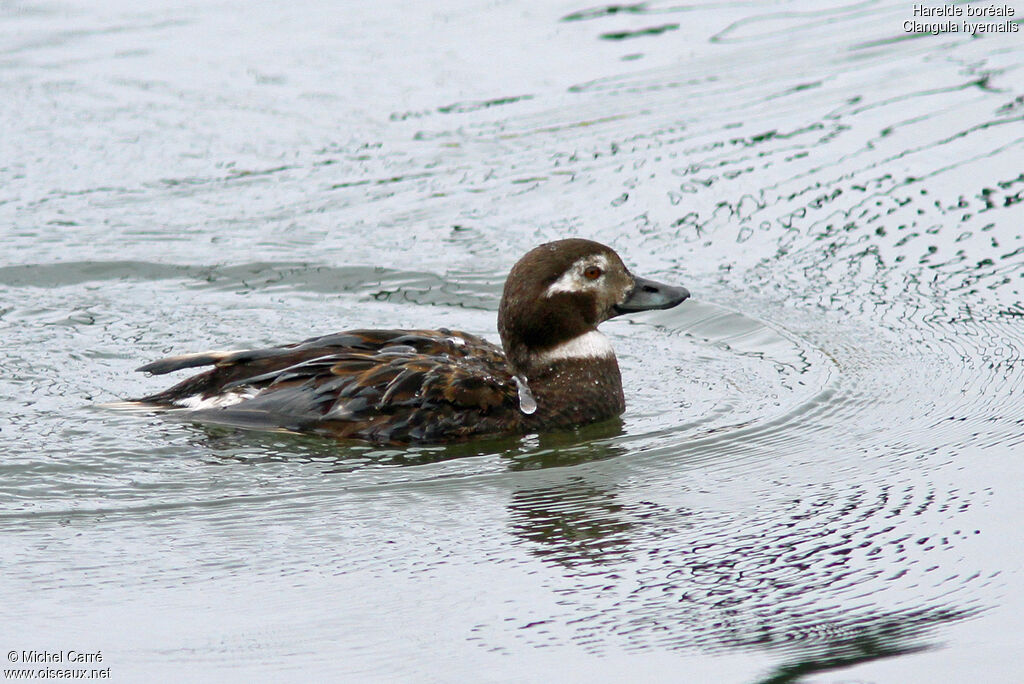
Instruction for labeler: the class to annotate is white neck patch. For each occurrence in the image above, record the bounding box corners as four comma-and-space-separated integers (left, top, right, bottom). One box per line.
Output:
544, 254, 613, 297
534, 330, 615, 363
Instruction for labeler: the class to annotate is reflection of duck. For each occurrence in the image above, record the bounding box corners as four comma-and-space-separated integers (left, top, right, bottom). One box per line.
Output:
130, 239, 689, 443
508, 475, 635, 568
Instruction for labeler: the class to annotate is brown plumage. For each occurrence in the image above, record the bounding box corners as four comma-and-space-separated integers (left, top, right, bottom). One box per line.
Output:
130, 239, 690, 444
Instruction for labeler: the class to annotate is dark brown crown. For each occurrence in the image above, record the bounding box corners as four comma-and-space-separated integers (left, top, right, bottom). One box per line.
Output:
498, 239, 633, 371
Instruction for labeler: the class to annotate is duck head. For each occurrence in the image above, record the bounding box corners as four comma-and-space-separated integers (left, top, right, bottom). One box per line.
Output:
498, 238, 690, 374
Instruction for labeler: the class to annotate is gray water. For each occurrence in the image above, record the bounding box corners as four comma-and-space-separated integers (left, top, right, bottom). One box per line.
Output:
2, 0, 1023, 681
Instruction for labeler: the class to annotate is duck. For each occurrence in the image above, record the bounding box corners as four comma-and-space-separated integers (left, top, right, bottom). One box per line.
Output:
130, 239, 690, 443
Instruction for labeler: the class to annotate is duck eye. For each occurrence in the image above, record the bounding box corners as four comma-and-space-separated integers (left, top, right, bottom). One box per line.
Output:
584, 265, 602, 280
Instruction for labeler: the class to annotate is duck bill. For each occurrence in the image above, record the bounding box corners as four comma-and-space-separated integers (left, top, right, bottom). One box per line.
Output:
613, 275, 690, 316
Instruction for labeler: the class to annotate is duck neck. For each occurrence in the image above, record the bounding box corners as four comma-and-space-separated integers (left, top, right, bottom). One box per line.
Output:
504, 331, 626, 429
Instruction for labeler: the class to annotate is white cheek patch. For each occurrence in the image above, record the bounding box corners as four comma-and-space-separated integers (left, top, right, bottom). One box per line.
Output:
535, 330, 616, 363
544, 254, 613, 297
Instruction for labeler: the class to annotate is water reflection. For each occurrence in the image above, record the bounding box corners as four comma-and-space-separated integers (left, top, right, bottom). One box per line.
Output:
503, 420, 627, 471
182, 415, 626, 473
508, 478, 634, 569
754, 618, 943, 684
505, 472, 986, 667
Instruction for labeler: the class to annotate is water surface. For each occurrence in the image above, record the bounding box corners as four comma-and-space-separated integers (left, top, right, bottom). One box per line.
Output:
2, 1, 1023, 682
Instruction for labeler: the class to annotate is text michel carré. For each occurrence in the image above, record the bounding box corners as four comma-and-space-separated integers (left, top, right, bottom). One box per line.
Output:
19, 650, 103, 664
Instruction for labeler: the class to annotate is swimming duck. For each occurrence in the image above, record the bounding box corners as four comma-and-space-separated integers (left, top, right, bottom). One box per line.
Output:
132, 239, 689, 443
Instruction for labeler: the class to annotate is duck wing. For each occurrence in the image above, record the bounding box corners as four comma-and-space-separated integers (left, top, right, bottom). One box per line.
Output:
135, 329, 522, 443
